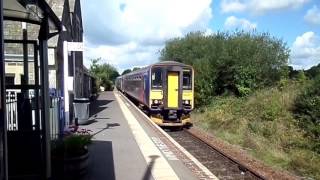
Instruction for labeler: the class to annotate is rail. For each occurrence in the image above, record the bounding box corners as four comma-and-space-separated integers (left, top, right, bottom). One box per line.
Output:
168, 129, 266, 180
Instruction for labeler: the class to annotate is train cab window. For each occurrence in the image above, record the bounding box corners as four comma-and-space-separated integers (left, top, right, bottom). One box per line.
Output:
151, 68, 162, 88
183, 70, 192, 89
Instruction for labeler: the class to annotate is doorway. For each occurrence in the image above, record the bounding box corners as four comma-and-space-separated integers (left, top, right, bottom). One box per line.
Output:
4, 40, 44, 179
167, 72, 179, 108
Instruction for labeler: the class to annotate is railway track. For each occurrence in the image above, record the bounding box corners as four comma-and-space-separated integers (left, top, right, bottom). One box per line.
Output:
167, 129, 266, 180
121, 92, 268, 179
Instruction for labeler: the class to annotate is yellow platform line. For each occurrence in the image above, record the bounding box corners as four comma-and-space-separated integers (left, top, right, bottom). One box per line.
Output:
115, 92, 180, 180
117, 91, 218, 180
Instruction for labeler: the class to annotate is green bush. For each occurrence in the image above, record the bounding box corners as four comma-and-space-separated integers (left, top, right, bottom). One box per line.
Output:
161, 31, 290, 106
192, 82, 320, 179
261, 102, 281, 121
236, 85, 251, 97
294, 76, 320, 150
51, 128, 92, 158
90, 58, 119, 91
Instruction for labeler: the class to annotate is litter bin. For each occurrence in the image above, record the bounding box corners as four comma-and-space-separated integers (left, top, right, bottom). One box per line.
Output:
73, 98, 90, 125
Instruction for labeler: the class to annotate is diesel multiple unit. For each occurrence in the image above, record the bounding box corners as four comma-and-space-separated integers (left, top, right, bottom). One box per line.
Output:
115, 61, 194, 127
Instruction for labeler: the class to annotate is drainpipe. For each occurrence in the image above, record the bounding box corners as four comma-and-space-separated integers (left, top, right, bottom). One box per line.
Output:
22, 22, 28, 96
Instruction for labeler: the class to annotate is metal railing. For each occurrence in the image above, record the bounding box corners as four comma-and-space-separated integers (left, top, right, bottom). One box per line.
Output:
5, 90, 63, 140
49, 97, 62, 140
6, 91, 18, 131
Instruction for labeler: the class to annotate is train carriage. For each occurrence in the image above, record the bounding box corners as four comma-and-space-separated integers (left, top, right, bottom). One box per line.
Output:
116, 61, 194, 127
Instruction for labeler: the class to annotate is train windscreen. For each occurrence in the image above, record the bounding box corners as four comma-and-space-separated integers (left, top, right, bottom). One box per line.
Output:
183, 69, 192, 89
151, 68, 162, 88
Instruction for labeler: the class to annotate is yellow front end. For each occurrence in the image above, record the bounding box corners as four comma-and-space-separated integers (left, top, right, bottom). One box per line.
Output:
148, 66, 194, 127
182, 90, 194, 109
149, 89, 163, 106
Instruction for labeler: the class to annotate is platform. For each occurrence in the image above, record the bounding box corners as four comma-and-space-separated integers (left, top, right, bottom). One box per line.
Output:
80, 91, 217, 180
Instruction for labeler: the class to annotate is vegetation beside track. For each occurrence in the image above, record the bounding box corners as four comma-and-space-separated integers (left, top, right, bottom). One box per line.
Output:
191, 81, 320, 179
161, 31, 320, 179
89, 58, 120, 91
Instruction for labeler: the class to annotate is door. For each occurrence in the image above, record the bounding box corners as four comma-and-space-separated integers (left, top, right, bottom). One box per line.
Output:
167, 72, 179, 108
4, 40, 43, 179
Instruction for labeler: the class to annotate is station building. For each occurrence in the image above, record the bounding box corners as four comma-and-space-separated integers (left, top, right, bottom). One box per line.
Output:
0, 0, 92, 179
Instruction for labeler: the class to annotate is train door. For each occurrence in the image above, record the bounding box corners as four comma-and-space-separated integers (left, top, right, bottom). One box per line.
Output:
167, 72, 179, 108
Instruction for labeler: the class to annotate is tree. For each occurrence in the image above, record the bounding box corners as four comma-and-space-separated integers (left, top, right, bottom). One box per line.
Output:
89, 58, 120, 91
132, 67, 141, 71
122, 69, 132, 75
305, 63, 320, 79
160, 31, 290, 106
294, 76, 320, 152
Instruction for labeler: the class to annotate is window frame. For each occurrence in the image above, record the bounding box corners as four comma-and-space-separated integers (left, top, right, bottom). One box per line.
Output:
182, 69, 192, 90
151, 67, 163, 89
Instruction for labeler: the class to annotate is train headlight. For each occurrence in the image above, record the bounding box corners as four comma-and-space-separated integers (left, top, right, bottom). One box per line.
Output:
184, 100, 190, 104
152, 99, 162, 104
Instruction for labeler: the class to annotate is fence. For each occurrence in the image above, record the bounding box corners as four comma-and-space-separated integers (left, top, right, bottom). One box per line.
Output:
5, 90, 63, 140
49, 97, 62, 140
6, 91, 18, 131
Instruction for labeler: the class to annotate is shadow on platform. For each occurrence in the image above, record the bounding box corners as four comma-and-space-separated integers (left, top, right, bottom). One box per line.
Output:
91, 123, 121, 137
89, 99, 113, 117
81, 140, 115, 180
143, 155, 159, 180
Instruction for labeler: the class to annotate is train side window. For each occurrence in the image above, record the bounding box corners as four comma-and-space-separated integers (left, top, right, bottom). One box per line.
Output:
183, 70, 192, 89
151, 68, 162, 88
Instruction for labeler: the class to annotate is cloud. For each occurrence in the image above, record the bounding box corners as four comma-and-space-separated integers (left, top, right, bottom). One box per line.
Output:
224, 16, 257, 30
221, 0, 309, 14
290, 31, 320, 69
83, 38, 163, 73
221, 0, 247, 13
304, 5, 320, 25
81, 0, 213, 71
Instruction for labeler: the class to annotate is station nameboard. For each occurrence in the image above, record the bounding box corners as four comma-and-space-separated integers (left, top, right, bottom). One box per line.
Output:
67, 42, 84, 52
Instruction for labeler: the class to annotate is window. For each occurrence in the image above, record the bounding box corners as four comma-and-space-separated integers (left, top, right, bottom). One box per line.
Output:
151, 68, 162, 88
5, 75, 15, 85
183, 70, 192, 89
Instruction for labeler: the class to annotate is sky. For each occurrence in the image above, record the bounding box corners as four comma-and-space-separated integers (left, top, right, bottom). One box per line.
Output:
80, 0, 320, 73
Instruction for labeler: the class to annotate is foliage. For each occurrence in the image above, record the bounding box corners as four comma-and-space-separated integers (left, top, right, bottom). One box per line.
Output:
132, 67, 141, 71
192, 81, 320, 179
89, 58, 119, 91
296, 71, 307, 82
122, 67, 141, 75
305, 63, 320, 79
294, 76, 320, 151
160, 31, 290, 106
287, 66, 302, 79
52, 128, 92, 158
122, 69, 132, 75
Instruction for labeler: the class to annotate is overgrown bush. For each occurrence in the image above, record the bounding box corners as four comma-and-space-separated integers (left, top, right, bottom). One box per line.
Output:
160, 31, 290, 106
90, 58, 119, 91
294, 76, 320, 151
192, 82, 320, 179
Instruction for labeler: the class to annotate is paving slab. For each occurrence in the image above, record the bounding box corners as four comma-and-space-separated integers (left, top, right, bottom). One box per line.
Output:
79, 91, 212, 180
80, 92, 152, 180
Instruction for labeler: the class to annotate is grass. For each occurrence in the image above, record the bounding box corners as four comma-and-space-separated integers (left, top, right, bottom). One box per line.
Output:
192, 80, 320, 179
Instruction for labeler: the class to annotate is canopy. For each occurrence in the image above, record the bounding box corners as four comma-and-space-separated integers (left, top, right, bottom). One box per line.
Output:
3, 0, 61, 32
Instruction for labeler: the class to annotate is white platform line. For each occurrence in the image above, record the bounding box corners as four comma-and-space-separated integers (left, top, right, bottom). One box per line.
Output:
117, 91, 219, 180
115, 92, 180, 180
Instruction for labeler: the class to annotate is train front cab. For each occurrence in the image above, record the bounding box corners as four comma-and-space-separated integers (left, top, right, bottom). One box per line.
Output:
149, 64, 194, 127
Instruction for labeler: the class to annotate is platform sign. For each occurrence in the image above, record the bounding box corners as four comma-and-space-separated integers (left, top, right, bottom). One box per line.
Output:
67, 42, 84, 52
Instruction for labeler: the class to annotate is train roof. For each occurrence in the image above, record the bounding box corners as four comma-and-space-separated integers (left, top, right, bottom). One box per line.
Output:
120, 61, 192, 78
152, 61, 191, 67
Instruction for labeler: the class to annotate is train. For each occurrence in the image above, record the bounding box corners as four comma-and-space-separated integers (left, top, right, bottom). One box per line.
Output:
115, 61, 194, 127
